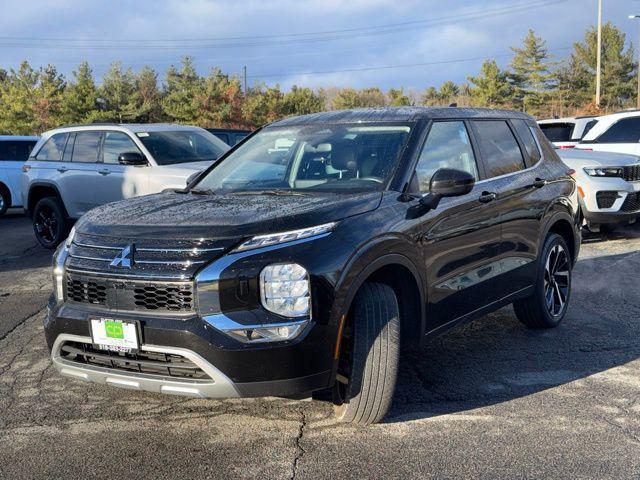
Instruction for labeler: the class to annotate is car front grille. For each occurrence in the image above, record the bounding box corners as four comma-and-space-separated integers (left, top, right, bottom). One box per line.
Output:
66, 232, 233, 279
60, 341, 210, 380
65, 273, 195, 313
596, 191, 620, 209
621, 192, 640, 212
622, 165, 640, 182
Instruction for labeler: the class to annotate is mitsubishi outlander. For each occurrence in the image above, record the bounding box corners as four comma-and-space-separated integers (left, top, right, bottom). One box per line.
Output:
45, 107, 581, 424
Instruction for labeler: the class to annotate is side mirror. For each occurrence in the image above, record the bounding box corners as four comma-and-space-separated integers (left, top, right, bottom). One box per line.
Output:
428, 168, 475, 198
410, 168, 475, 217
118, 152, 147, 166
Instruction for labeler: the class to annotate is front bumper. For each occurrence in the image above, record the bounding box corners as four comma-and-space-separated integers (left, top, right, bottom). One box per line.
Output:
45, 301, 333, 399
577, 175, 640, 225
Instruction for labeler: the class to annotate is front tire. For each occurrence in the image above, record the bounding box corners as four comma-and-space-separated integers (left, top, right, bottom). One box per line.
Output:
333, 282, 400, 425
33, 197, 69, 249
0, 187, 9, 217
514, 233, 572, 329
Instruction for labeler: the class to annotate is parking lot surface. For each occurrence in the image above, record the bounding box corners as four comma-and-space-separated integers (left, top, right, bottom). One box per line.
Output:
1, 212, 640, 479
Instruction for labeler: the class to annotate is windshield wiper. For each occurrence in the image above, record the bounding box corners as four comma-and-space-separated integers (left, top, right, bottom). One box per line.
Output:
190, 188, 216, 195
234, 189, 311, 197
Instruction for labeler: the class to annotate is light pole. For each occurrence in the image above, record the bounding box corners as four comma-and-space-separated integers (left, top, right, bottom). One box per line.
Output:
596, 0, 602, 107
630, 15, 640, 109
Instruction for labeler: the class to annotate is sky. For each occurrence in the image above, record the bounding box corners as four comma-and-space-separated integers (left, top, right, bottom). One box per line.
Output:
0, 0, 637, 92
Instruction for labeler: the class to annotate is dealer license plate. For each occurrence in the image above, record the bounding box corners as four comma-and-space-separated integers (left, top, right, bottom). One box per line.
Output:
91, 318, 139, 353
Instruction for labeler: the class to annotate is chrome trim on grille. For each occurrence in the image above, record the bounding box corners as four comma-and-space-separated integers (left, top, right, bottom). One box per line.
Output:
51, 334, 240, 398
68, 252, 206, 267
66, 267, 189, 281
73, 240, 224, 254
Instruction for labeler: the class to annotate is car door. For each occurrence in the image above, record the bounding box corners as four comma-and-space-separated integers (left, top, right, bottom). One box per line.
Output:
0, 140, 37, 207
470, 119, 545, 299
58, 131, 103, 216
413, 120, 505, 329
99, 131, 150, 203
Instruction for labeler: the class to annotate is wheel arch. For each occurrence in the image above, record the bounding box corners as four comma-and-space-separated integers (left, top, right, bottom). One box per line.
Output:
27, 182, 68, 219
338, 252, 426, 350
540, 206, 580, 266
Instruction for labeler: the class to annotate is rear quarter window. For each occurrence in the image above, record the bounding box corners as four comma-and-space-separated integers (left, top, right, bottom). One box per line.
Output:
511, 120, 541, 167
35, 133, 69, 161
0, 140, 37, 161
539, 123, 575, 142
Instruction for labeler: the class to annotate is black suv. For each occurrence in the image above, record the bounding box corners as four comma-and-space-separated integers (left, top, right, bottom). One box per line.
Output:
46, 108, 580, 424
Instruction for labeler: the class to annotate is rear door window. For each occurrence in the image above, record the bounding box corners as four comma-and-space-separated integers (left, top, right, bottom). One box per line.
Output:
0, 140, 38, 161
539, 123, 574, 142
511, 119, 541, 166
473, 121, 526, 178
595, 117, 640, 143
35, 133, 69, 161
71, 131, 102, 163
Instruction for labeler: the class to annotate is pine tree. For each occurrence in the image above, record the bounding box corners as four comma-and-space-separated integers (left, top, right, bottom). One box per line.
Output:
162, 56, 202, 122
0, 61, 39, 134
420, 87, 439, 106
281, 86, 325, 116
132, 66, 163, 122
60, 62, 101, 124
388, 88, 412, 106
100, 62, 137, 122
509, 29, 553, 114
467, 60, 514, 107
438, 81, 460, 103
33, 64, 65, 132
556, 22, 636, 110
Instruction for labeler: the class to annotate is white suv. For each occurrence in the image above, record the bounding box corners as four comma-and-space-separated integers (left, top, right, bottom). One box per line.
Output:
557, 148, 640, 231
577, 111, 640, 155
0, 136, 39, 216
538, 116, 598, 149
22, 124, 229, 248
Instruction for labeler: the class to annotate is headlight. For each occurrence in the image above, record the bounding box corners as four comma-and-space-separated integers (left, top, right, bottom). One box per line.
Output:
234, 222, 337, 252
52, 243, 69, 302
260, 263, 310, 318
584, 167, 623, 177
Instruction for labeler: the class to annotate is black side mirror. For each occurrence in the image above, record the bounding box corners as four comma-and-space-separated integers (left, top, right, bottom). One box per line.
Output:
408, 168, 475, 218
118, 152, 147, 166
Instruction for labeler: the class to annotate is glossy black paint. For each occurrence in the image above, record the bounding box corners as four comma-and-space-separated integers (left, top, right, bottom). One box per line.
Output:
46, 107, 582, 397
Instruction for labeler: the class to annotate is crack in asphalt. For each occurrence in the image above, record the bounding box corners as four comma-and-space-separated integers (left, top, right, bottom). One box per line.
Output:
290, 407, 307, 480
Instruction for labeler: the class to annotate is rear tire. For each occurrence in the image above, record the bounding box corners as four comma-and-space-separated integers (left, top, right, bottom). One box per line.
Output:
513, 233, 572, 329
33, 196, 69, 249
333, 283, 400, 425
0, 186, 9, 217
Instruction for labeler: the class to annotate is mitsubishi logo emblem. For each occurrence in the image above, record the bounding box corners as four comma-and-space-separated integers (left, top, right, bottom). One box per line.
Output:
110, 244, 135, 268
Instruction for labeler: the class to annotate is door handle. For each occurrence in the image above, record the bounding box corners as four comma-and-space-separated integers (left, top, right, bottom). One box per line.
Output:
98, 169, 111, 175
478, 191, 497, 204
533, 178, 546, 188
57, 167, 68, 173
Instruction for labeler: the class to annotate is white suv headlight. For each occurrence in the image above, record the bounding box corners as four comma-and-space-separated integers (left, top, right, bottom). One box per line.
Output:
584, 167, 623, 177
260, 263, 310, 318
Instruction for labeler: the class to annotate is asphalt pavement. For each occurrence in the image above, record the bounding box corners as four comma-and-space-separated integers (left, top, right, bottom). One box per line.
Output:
1, 211, 640, 479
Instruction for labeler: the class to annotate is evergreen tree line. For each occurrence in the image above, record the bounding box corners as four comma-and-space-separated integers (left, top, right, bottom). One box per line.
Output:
0, 22, 636, 135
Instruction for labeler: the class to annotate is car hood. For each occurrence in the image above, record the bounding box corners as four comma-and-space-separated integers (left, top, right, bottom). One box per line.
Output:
558, 149, 640, 167
75, 190, 383, 239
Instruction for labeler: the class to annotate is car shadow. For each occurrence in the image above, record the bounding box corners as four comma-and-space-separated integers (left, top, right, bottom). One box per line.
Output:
384, 249, 640, 423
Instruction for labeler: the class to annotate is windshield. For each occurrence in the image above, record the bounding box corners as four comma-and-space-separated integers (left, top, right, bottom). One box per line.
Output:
136, 130, 228, 165
194, 123, 412, 193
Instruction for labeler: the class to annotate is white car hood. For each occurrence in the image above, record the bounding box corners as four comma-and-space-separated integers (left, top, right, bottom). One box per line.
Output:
557, 149, 640, 168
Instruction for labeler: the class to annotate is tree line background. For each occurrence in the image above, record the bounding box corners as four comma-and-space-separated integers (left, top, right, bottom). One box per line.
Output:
0, 22, 636, 135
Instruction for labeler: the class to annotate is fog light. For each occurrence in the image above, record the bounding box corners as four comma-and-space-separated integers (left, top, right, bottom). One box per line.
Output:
260, 263, 310, 318
227, 322, 308, 343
